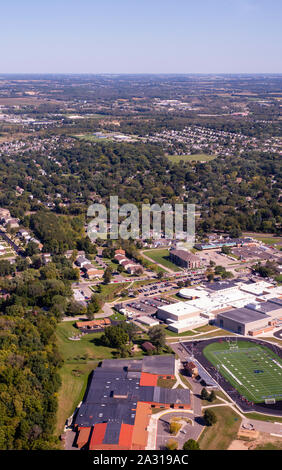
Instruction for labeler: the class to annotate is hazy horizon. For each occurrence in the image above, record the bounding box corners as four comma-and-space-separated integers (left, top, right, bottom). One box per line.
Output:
1, 0, 282, 74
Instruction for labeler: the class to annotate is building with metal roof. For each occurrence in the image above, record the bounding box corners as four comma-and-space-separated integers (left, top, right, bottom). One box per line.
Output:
216, 307, 272, 336
74, 356, 190, 450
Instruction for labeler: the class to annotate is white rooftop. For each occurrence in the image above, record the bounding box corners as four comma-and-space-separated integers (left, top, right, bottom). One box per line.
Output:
179, 287, 208, 299
137, 316, 159, 326
240, 280, 275, 295
158, 301, 202, 318
168, 317, 208, 331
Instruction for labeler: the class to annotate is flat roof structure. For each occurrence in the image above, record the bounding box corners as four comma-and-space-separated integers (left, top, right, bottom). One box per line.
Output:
74, 356, 190, 450
157, 301, 202, 321
136, 316, 159, 327
245, 301, 282, 316
142, 355, 175, 375
268, 297, 282, 307
240, 280, 274, 296
167, 317, 208, 334
218, 307, 270, 324
202, 280, 239, 292
178, 287, 208, 299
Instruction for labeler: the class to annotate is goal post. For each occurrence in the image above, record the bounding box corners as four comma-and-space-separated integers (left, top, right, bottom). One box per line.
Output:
228, 338, 238, 350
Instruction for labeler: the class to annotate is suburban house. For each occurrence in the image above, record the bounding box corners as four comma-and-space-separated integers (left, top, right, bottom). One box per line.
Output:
76, 255, 90, 268
82, 263, 104, 279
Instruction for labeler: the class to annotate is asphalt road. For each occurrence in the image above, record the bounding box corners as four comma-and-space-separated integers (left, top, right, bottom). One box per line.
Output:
156, 412, 205, 450
274, 329, 282, 340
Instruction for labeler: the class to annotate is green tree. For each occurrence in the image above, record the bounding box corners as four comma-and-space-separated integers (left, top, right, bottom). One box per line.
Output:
25, 241, 40, 257
204, 409, 217, 426
221, 245, 231, 255
148, 325, 166, 351
208, 390, 216, 402
101, 325, 129, 349
200, 388, 209, 401
103, 267, 112, 284
183, 439, 200, 450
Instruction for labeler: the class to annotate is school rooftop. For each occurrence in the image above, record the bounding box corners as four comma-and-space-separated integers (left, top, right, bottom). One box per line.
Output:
73, 355, 191, 450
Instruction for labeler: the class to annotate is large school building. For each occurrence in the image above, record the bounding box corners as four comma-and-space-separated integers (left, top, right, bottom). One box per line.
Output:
74, 355, 191, 450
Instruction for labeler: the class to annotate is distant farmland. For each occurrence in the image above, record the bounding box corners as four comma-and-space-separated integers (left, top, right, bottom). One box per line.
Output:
167, 153, 217, 163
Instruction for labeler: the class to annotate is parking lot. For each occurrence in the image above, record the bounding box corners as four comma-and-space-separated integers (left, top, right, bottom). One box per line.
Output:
156, 412, 204, 450
124, 296, 173, 316
197, 250, 236, 269
232, 245, 282, 263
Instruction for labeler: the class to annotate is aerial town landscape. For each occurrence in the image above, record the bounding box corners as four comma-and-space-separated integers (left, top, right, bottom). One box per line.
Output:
1, 0, 282, 463
0, 72, 281, 455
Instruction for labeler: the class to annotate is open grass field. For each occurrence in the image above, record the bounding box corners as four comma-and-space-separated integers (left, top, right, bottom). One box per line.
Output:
198, 406, 241, 450
0, 97, 61, 106
167, 154, 217, 163
56, 361, 99, 435
193, 325, 218, 333
242, 411, 282, 423
91, 282, 127, 303
143, 249, 181, 272
243, 232, 282, 247
55, 321, 117, 434
255, 441, 282, 450
56, 321, 116, 362
164, 328, 197, 337
203, 341, 282, 403
74, 133, 113, 143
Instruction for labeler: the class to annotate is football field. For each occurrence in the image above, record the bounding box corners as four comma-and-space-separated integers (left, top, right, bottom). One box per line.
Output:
203, 341, 282, 403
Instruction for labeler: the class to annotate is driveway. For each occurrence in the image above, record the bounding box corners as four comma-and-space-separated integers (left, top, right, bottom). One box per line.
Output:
155, 411, 205, 450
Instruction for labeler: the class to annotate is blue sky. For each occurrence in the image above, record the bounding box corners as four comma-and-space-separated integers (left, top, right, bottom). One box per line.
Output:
1, 0, 281, 73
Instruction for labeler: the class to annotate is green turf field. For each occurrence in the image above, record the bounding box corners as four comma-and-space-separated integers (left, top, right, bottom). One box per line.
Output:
167, 153, 217, 163
203, 341, 282, 403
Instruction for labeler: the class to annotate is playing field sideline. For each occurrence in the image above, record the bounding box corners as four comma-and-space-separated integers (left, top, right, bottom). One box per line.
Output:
203, 340, 282, 404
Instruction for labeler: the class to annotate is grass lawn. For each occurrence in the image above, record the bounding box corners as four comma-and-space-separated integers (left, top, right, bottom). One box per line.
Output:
164, 327, 196, 338
198, 406, 241, 450
201, 397, 223, 406
110, 311, 126, 321
91, 282, 127, 303
203, 341, 282, 403
243, 232, 282, 246
74, 134, 112, 143
263, 337, 282, 346
142, 249, 181, 272
157, 377, 177, 388
193, 325, 218, 333
215, 390, 232, 402
55, 321, 117, 435
167, 154, 217, 163
241, 412, 282, 423
194, 329, 235, 339
255, 442, 282, 450
56, 361, 98, 435
178, 373, 193, 390
56, 321, 117, 363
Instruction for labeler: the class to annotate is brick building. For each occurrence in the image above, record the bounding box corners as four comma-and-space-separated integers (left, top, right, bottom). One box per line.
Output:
169, 249, 201, 269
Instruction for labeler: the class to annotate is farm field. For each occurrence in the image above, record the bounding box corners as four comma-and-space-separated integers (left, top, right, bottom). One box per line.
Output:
167, 153, 217, 163
203, 341, 282, 403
